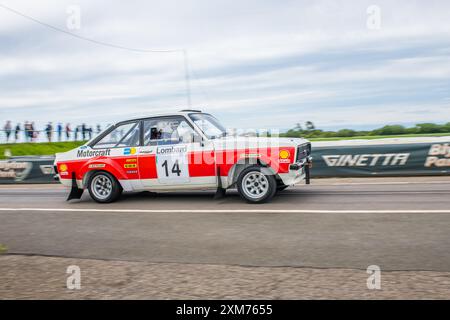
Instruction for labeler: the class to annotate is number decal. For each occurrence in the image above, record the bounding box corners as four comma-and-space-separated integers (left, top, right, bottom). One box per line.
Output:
161, 160, 182, 177
156, 145, 189, 183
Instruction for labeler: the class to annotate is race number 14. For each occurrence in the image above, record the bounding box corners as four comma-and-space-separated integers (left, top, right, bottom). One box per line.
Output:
161, 159, 181, 177
156, 147, 189, 183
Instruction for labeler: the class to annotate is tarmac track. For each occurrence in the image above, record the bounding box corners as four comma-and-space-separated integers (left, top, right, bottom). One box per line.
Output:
0, 177, 449, 272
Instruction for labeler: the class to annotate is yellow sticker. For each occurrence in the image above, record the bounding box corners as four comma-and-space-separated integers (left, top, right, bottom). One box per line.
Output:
124, 163, 137, 169
279, 150, 290, 159
59, 164, 68, 172
126, 158, 137, 163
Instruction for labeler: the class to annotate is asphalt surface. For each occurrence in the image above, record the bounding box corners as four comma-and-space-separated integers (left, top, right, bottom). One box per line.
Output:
1, 177, 450, 272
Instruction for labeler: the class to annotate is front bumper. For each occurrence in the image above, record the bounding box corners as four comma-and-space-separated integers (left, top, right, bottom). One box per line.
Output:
287, 156, 313, 185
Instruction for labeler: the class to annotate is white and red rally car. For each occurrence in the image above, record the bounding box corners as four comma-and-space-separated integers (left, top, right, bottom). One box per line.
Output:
54, 111, 312, 203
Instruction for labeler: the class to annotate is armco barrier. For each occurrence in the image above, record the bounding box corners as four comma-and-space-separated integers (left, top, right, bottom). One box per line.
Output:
0, 137, 449, 183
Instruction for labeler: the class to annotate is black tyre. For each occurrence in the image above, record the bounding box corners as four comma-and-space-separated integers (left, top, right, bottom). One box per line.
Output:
87, 171, 122, 203
237, 166, 277, 203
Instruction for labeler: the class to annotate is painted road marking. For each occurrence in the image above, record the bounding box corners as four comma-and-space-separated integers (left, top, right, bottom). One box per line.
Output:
1, 208, 450, 214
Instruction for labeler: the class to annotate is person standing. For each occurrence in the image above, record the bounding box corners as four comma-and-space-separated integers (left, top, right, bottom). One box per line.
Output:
65, 123, 71, 141
14, 123, 21, 142
24, 121, 30, 142
3, 121, 12, 143
45, 122, 53, 142
74, 125, 79, 141
30, 122, 37, 142
81, 123, 87, 141
57, 123, 63, 142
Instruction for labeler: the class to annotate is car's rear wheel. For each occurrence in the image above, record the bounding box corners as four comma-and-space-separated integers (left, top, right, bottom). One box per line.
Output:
237, 166, 277, 203
88, 171, 122, 203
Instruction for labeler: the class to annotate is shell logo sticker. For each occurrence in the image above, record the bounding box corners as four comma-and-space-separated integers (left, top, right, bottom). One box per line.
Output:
59, 164, 68, 172
279, 150, 290, 159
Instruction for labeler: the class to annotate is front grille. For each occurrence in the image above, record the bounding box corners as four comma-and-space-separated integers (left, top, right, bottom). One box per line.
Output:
296, 143, 311, 162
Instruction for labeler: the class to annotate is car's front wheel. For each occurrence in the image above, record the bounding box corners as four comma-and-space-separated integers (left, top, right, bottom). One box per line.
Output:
88, 171, 122, 203
237, 166, 277, 203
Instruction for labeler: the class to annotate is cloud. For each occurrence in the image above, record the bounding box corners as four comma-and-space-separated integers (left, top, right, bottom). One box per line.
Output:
0, 0, 449, 131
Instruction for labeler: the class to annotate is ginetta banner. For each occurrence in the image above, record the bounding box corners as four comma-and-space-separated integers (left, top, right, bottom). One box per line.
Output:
311, 142, 450, 177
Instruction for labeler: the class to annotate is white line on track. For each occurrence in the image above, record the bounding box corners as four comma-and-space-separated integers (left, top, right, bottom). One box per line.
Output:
1, 208, 450, 214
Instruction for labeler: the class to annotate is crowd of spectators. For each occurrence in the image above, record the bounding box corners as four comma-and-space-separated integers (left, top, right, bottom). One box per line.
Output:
2, 121, 103, 143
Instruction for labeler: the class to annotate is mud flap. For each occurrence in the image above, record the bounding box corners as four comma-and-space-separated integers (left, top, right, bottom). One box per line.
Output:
67, 172, 84, 201
214, 167, 226, 199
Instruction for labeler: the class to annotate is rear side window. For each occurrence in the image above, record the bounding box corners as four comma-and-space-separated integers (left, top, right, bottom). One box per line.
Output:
92, 122, 140, 148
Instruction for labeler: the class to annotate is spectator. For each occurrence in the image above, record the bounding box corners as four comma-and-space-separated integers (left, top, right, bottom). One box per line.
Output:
45, 122, 53, 142
74, 126, 79, 141
24, 121, 30, 142
96, 124, 101, 134
81, 123, 87, 140
57, 123, 63, 142
65, 123, 71, 141
4, 121, 12, 143
30, 122, 37, 142
14, 123, 20, 142
88, 126, 93, 140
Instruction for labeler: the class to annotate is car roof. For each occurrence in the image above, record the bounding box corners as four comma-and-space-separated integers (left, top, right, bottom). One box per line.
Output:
115, 110, 206, 125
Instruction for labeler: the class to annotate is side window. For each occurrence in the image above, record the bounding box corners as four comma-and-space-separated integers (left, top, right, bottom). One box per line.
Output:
143, 117, 199, 146
92, 122, 140, 148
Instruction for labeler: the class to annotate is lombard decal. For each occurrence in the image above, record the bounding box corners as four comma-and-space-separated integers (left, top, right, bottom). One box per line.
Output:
322, 153, 410, 167
156, 145, 187, 155
126, 170, 138, 174
88, 163, 106, 169
77, 148, 111, 158
126, 158, 137, 163
425, 143, 450, 167
124, 147, 137, 155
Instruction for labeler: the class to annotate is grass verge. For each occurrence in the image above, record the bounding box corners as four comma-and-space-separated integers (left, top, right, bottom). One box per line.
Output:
304, 132, 450, 141
0, 141, 85, 159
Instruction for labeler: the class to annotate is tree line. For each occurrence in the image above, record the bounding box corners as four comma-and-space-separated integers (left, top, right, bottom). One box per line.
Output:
281, 122, 450, 138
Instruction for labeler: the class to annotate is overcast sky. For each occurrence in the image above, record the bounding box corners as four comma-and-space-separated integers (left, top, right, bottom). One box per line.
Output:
0, 0, 449, 131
